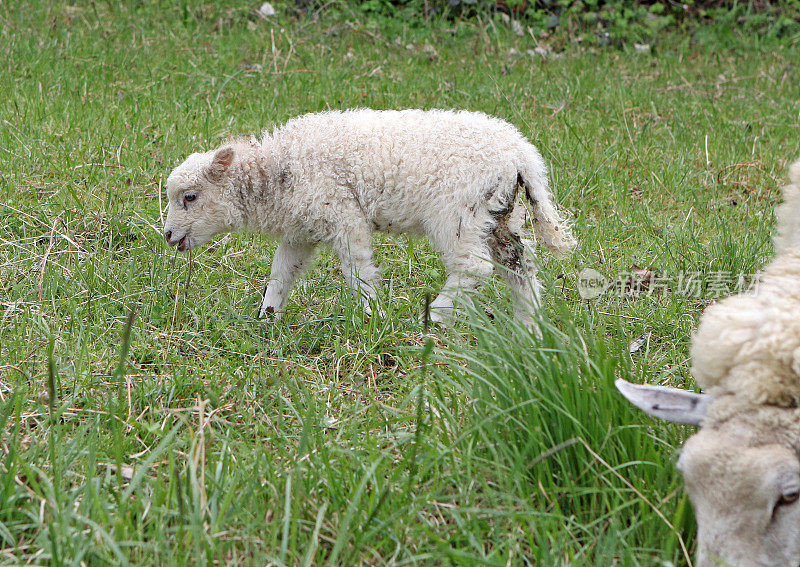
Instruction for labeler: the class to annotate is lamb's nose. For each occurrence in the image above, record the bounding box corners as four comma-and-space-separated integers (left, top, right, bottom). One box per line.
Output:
164, 230, 172, 243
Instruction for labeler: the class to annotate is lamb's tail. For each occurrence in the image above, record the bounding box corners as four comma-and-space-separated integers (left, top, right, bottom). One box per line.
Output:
773, 158, 800, 256
518, 156, 577, 258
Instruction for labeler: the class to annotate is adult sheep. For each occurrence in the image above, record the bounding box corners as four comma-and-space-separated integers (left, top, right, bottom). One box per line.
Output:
617, 159, 800, 567
163, 109, 575, 326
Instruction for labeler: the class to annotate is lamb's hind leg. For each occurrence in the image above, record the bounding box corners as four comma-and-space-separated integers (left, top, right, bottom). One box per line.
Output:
332, 230, 384, 317
428, 232, 494, 325
260, 241, 315, 319
489, 220, 542, 330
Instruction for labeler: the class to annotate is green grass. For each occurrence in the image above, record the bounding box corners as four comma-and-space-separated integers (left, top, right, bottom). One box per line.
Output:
1, 1, 798, 564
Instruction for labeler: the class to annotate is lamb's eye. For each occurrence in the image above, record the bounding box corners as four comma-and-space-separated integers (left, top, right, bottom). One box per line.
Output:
184, 193, 197, 203
778, 491, 800, 507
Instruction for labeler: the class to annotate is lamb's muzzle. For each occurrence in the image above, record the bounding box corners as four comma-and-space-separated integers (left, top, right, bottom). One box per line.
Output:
163, 229, 189, 252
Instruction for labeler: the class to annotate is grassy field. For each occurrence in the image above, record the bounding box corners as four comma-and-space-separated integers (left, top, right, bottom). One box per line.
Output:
1, 1, 799, 564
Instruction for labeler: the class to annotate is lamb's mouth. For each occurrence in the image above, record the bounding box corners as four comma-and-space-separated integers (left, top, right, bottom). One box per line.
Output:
177, 235, 190, 252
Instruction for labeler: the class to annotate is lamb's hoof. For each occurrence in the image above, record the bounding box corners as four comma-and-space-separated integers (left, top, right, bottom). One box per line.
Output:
523, 322, 543, 341
258, 305, 281, 322
421, 308, 451, 329
362, 303, 386, 319
513, 310, 543, 339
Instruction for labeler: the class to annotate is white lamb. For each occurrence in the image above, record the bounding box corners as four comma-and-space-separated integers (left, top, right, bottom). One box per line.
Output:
162, 109, 575, 325
617, 159, 800, 567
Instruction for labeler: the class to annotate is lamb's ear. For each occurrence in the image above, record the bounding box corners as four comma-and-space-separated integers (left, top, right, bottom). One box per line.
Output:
615, 379, 711, 426
207, 146, 235, 181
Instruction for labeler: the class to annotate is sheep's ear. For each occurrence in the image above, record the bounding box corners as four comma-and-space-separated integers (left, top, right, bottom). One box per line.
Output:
207, 146, 235, 181
615, 379, 711, 426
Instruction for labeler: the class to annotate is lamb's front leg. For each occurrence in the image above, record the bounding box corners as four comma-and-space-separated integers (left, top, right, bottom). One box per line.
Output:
259, 241, 315, 319
332, 235, 385, 318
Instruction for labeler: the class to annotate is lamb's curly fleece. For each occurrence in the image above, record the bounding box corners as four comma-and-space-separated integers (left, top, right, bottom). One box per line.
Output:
259, 109, 575, 255
691, 159, 800, 407
164, 109, 575, 323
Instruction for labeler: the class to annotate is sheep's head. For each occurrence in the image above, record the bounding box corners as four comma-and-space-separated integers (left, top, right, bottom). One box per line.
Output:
617, 379, 800, 567
163, 146, 240, 252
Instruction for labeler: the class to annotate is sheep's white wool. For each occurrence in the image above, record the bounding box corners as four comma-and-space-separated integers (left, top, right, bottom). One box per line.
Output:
691, 160, 800, 407
163, 109, 575, 324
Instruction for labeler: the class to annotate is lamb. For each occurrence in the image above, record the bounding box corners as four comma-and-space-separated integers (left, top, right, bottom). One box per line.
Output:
162, 109, 575, 326
617, 158, 800, 567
